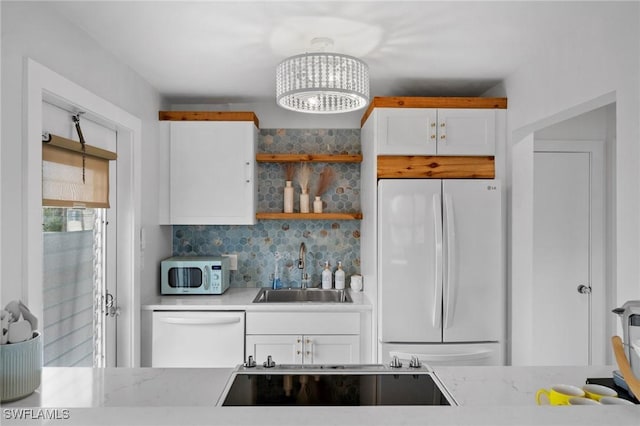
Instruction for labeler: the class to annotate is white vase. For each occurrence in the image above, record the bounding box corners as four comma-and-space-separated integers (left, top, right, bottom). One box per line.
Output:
313, 196, 323, 213
284, 181, 294, 213
300, 190, 310, 213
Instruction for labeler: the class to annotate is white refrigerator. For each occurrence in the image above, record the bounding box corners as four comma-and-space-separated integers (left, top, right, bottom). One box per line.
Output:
378, 179, 504, 366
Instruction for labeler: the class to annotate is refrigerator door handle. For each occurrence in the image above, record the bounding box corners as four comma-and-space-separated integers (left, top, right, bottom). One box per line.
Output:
433, 193, 443, 329
443, 193, 457, 329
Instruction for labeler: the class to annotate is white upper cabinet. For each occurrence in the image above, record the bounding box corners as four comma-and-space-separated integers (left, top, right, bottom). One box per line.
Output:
377, 108, 438, 155
375, 107, 497, 156
162, 113, 258, 225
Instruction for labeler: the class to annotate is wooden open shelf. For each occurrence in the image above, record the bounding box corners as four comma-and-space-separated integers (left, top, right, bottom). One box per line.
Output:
256, 153, 362, 163
256, 212, 363, 220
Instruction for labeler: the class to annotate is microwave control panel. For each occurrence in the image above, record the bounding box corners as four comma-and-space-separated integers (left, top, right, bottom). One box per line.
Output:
207, 263, 225, 292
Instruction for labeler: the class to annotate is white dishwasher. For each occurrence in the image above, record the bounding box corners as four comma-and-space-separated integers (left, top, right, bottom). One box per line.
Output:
152, 311, 245, 368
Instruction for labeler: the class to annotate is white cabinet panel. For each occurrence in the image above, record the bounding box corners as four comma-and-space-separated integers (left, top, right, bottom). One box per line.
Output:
246, 312, 360, 335
245, 312, 362, 365
246, 334, 360, 365
436, 109, 495, 155
246, 335, 301, 365
375, 108, 495, 156
376, 108, 437, 155
169, 121, 257, 224
152, 311, 245, 367
305, 335, 360, 364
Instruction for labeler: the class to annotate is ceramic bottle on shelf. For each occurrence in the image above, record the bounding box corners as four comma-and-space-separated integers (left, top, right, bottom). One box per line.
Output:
321, 261, 332, 289
300, 189, 310, 213
334, 261, 345, 290
313, 196, 323, 213
284, 181, 294, 213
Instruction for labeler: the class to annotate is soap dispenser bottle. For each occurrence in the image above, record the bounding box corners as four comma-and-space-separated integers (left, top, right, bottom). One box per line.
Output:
321, 261, 333, 289
334, 261, 345, 290
272, 261, 282, 289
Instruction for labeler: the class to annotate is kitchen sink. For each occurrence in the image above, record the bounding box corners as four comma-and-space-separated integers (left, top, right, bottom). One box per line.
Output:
252, 288, 353, 303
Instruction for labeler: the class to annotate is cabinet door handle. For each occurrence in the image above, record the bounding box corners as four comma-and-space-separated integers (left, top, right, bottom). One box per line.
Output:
244, 160, 253, 183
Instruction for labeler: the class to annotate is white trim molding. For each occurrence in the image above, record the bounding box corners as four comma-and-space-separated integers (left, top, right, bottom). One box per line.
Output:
26, 59, 142, 366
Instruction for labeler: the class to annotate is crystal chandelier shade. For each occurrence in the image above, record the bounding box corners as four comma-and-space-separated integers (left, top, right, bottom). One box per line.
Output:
276, 52, 370, 114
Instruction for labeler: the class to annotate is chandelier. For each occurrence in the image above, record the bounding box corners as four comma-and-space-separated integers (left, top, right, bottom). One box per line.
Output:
276, 38, 370, 114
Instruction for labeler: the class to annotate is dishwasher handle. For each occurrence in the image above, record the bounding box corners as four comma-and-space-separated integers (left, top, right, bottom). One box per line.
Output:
160, 316, 242, 326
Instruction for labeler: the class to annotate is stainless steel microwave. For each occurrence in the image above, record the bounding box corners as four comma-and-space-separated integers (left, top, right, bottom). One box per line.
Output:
161, 256, 230, 295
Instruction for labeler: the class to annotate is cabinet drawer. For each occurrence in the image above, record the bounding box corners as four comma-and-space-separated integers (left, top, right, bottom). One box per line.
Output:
246, 312, 360, 335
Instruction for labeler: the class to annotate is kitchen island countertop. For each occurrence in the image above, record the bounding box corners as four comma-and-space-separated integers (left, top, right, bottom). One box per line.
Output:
2, 365, 637, 425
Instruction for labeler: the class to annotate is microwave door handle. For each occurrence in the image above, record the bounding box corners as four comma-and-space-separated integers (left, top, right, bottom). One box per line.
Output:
204, 266, 210, 288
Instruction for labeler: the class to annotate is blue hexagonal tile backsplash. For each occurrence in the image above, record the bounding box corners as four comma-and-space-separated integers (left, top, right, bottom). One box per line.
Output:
172, 129, 361, 288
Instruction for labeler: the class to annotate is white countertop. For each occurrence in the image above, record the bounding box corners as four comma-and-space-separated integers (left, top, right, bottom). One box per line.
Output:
142, 287, 373, 312
2, 365, 638, 425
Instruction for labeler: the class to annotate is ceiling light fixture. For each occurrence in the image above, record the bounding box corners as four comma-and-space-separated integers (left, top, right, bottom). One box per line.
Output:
276, 37, 370, 114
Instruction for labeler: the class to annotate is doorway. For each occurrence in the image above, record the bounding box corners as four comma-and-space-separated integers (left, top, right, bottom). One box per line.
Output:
26, 59, 142, 366
510, 101, 615, 366
41, 102, 118, 367
532, 140, 605, 365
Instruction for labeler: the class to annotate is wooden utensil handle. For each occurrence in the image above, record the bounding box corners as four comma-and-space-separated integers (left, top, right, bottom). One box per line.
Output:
611, 335, 640, 401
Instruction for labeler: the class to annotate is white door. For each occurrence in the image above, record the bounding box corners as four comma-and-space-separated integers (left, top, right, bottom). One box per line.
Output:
42, 102, 118, 367
533, 141, 604, 365
378, 179, 442, 343
441, 180, 502, 342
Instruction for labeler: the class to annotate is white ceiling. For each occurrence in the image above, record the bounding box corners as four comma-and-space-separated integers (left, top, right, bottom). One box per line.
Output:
42, 1, 605, 103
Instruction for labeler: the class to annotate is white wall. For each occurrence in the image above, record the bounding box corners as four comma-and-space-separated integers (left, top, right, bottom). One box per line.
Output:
484, 2, 640, 364
1, 2, 170, 318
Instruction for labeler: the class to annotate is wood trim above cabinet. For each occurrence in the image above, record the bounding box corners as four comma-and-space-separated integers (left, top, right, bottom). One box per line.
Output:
159, 111, 259, 128
256, 153, 362, 163
360, 96, 507, 127
377, 155, 495, 179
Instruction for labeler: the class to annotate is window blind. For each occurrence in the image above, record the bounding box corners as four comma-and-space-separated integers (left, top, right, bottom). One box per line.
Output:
42, 134, 117, 208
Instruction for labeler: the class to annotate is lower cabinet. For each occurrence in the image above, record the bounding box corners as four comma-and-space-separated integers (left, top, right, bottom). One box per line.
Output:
246, 334, 360, 365
246, 312, 361, 365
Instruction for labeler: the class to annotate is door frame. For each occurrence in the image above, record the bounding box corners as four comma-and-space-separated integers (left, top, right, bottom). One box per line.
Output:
533, 139, 606, 365
25, 59, 142, 366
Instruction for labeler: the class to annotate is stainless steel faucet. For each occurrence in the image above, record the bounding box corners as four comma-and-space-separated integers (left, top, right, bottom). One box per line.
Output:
298, 242, 309, 288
